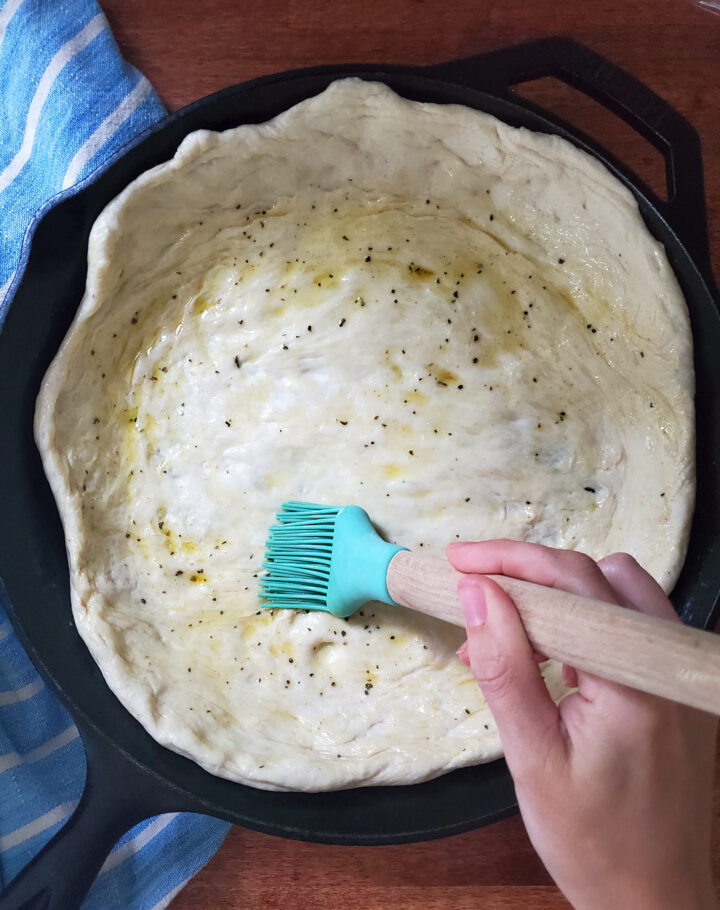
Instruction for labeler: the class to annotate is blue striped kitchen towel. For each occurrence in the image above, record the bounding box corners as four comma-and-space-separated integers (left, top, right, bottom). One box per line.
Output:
0, 0, 231, 906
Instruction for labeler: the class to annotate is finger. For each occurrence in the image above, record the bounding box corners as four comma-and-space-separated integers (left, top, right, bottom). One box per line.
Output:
448, 539, 632, 703
447, 539, 622, 606
459, 574, 566, 779
562, 664, 579, 689
455, 642, 543, 667
573, 555, 680, 712
588, 553, 683, 715
456, 640, 469, 665
597, 553, 679, 622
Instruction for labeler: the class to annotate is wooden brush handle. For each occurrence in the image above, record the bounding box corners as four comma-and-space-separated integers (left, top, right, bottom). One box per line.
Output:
386, 551, 720, 715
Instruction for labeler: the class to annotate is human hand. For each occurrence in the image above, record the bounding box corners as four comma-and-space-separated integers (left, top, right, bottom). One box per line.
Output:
447, 540, 719, 910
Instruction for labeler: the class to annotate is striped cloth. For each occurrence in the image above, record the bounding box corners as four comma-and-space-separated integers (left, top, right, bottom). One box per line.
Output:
0, 0, 231, 906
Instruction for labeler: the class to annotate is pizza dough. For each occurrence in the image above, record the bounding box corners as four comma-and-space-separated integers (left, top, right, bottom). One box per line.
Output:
35, 80, 694, 791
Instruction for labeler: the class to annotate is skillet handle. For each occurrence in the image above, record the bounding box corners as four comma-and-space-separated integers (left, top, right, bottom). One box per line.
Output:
424, 37, 712, 277
0, 725, 183, 910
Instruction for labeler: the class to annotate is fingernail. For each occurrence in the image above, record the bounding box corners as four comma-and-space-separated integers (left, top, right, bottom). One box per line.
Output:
458, 581, 487, 627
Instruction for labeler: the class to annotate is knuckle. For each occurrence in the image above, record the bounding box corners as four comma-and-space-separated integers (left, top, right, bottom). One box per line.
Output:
472, 650, 515, 698
604, 687, 668, 738
547, 548, 596, 578
601, 552, 640, 574
566, 550, 598, 574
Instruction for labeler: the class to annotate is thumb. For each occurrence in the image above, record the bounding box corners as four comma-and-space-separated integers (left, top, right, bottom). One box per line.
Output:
459, 575, 565, 778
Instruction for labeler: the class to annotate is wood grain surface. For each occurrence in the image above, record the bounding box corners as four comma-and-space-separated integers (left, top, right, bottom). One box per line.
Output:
97, 1, 720, 906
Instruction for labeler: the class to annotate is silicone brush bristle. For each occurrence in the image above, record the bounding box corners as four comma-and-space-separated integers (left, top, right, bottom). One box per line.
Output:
260, 501, 406, 617
260, 502, 340, 610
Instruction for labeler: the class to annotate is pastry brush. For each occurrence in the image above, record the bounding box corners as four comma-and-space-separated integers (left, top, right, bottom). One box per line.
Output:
260, 501, 720, 715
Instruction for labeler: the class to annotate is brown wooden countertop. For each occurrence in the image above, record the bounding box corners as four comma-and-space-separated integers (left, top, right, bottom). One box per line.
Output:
98, 1, 720, 905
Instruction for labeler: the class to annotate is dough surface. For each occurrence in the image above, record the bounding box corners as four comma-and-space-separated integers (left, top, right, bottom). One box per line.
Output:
35, 80, 694, 791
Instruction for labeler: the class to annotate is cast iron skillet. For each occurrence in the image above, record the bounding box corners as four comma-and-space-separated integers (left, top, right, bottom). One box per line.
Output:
1, 37, 719, 910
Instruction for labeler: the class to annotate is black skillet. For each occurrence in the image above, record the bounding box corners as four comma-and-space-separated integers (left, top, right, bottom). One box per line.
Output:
1, 37, 719, 910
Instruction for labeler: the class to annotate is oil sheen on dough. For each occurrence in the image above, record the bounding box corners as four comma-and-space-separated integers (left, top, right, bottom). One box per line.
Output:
35, 80, 695, 791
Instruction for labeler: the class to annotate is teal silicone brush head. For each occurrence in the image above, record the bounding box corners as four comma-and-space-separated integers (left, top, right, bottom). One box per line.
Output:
260, 501, 407, 617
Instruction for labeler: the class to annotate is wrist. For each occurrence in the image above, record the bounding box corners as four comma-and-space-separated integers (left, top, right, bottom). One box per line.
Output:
558, 867, 720, 910
569, 875, 719, 910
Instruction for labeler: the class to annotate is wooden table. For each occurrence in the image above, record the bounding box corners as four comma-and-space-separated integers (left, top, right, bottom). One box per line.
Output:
99, 1, 720, 905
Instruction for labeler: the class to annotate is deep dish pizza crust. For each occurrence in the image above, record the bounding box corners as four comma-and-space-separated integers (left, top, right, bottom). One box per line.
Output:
35, 80, 694, 791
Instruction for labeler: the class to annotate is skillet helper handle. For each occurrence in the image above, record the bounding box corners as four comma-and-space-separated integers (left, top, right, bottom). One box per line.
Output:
386, 551, 720, 715
0, 730, 169, 910
427, 37, 712, 274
